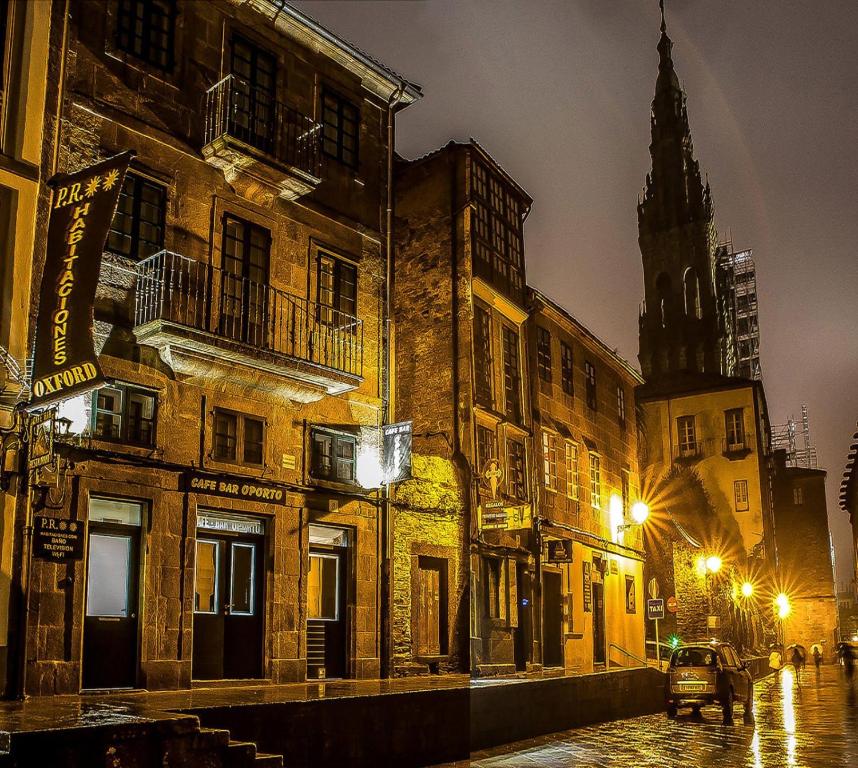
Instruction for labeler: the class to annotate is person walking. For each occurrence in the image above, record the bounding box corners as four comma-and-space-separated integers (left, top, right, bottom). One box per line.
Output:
843, 643, 855, 680
810, 643, 823, 669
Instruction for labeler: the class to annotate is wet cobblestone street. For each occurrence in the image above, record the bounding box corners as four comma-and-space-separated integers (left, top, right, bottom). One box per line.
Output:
456, 666, 858, 767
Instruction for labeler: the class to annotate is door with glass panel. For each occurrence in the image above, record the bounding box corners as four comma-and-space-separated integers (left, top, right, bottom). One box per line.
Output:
220, 216, 270, 348
193, 533, 263, 679
82, 523, 140, 689
307, 549, 347, 679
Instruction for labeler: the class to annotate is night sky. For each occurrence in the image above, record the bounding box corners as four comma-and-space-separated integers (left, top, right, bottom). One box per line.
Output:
294, 0, 858, 585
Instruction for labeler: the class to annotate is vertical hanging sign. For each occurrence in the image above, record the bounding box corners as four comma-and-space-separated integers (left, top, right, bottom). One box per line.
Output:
29, 151, 135, 408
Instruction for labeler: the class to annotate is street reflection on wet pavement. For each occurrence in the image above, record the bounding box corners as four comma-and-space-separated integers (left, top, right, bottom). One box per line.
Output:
452, 665, 858, 767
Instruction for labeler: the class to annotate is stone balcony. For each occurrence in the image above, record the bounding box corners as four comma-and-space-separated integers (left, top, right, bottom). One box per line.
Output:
134, 251, 362, 403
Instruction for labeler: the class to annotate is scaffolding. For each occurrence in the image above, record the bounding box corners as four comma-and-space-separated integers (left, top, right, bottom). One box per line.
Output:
716, 240, 762, 381
771, 404, 818, 469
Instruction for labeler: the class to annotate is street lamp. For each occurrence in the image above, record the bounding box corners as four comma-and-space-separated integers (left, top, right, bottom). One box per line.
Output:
617, 501, 650, 532
775, 592, 791, 620
741, 581, 754, 598
705, 555, 723, 574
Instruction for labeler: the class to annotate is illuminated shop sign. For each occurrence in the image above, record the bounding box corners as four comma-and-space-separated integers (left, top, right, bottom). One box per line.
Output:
382, 421, 412, 483
185, 471, 289, 506
197, 511, 264, 536
30, 152, 135, 407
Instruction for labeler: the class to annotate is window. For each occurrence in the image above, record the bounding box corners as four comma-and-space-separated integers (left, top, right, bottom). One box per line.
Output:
589, 453, 601, 509
116, 0, 176, 71
311, 429, 356, 484
213, 410, 265, 466
725, 408, 745, 449
542, 431, 558, 491
507, 438, 527, 500
416, 557, 448, 656
308, 553, 338, 620
677, 415, 697, 457
318, 252, 358, 325
502, 326, 522, 422
93, 384, 157, 446
476, 424, 497, 473
793, 486, 804, 506
321, 90, 359, 168
617, 385, 626, 428
536, 326, 552, 382
585, 360, 597, 410
625, 575, 636, 614
230, 35, 277, 153
621, 469, 630, 515
473, 305, 493, 406
560, 341, 574, 396
484, 557, 503, 619
221, 216, 270, 345
565, 442, 579, 500
471, 160, 525, 302
194, 540, 219, 614
107, 172, 166, 260
734, 480, 749, 512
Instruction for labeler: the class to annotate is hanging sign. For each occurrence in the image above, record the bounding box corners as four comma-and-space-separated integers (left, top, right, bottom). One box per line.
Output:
29, 151, 135, 408
382, 421, 412, 484
33, 515, 86, 561
547, 539, 573, 563
28, 409, 56, 471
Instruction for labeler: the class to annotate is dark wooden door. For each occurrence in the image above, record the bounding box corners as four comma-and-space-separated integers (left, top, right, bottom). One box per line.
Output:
542, 570, 563, 668
83, 525, 140, 689
220, 216, 270, 348
593, 582, 606, 665
514, 562, 532, 671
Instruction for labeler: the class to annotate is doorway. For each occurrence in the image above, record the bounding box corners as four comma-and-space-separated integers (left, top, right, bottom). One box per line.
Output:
542, 570, 563, 668
593, 581, 606, 666
193, 512, 264, 680
307, 524, 349, 679
514, 562, 532, 671
82, 497, 143, 690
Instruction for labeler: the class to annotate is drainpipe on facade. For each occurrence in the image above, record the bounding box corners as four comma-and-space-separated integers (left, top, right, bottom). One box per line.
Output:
380, 80, 406, 679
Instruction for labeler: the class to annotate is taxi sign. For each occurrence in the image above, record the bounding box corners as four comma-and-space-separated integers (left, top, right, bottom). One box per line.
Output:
647, 598, 665, 621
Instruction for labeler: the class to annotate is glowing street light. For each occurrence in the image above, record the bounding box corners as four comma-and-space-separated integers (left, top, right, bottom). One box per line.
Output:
741, 581, 754, 598
775, 592, 791, 620
705, 555, 723, 574
631, 501, 650, 525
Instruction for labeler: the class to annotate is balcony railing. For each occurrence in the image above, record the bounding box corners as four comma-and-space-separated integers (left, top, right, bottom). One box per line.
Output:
204, 74, 321, 180
135, 251, 362, 378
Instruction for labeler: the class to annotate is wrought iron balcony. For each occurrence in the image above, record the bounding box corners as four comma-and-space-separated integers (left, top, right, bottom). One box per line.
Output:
203, 75, 321, 200
134, 251, 362, 401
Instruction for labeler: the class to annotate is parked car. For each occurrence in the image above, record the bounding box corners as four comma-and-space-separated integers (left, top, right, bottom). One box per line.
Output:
665, 641, 754, 724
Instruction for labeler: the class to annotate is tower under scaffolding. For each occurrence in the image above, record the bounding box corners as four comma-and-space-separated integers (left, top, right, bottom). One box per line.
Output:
716, 240, 762, 381
772, 404, 818, 469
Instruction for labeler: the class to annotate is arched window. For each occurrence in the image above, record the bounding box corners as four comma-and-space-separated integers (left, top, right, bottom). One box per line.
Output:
683, 268, 701, 319
655, 272, 672, 328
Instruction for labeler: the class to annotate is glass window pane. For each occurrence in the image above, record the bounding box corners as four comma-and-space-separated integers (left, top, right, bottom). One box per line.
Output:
194, 539, 219, 614
308, 554, 338, 620
230, 543, 255, 615
86, 534, 131, 617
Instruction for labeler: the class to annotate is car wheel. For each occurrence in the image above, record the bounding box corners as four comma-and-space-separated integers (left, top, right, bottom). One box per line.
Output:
722, 689, 734, 725
667, 704, 677, 719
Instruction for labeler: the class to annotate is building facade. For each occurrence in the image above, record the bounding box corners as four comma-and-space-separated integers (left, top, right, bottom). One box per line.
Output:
393, 140, 535, 677
19, 0, 420, 695
716, 246, 761, 381
528, 289, 645, 673
771, 450, 838, 656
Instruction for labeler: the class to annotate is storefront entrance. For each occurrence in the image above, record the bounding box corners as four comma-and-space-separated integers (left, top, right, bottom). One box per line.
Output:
542, 569, 563, 668
593, 581, 606, 665
307, 524, 349, 679
82, 497, 143, 690
193, 511, 264, 680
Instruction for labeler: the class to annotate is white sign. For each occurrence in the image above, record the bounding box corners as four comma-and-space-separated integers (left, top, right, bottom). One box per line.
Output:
197, 511, 263, 536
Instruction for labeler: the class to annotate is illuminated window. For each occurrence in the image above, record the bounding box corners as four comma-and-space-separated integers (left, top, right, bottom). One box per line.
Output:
116, 0, 176, 71
308, 553, 338, 620
473, 304, 493, 406
589, 453, 601, 509
585, 360, 597, 410
321, 90, 359, 168
213, 410, 265, 466
734, 480, 749, 512
561, 341, 574, 396
107, 173, 166, 260
621, 469, 630, 514
536, 326, 552, 382
93, 384, 156, 447
542, 431, 558, 491
565, 442, 579, 500
311, 429, 356, 484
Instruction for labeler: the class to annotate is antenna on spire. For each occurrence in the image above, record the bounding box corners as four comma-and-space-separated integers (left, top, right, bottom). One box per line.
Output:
659, 0, 666, 33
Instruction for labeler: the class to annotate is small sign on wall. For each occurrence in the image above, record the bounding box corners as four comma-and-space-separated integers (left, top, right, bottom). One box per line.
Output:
33, 515, 86, 562
583, 561, 592, 612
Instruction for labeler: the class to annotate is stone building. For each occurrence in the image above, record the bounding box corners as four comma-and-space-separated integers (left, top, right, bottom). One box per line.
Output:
393, 140, 534, 677
839, 423, 858, 618
18, 0, 420, 695
0, 0, 55, 695
527, 289, 646, 673
771, 451, 839, 656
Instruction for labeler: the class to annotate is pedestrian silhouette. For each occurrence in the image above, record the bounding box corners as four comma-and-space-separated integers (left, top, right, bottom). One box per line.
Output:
811, 643, 822, 670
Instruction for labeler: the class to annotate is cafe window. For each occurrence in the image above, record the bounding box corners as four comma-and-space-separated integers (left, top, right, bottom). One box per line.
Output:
473, 304, 493, 406
321, 89, 359, 168
561, 341, 574, 396
585, 360, 597, 410
565, 441, 579, 500
116, 0, 176, 71
536, 326, 552, 382
194, 539, 219, 614
589, 452, 601, 510
107, 172, 166, 260
502, 325, 522, 423
507, 437, 527, 500
542, 430, 558, 491
318, 252, 358, 326
734, 480, 750, 512
311, 429, 356, 484
213, 409, 265, 466
93, 384, 157, 447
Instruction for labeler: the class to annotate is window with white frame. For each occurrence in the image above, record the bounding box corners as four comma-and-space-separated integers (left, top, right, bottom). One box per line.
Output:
589, 452, 601, 509
565, 441, 579, 500
734, 479, 749, 512
677, 415, 698, 457
725, 408, 745, 449
542, 431, 558, 491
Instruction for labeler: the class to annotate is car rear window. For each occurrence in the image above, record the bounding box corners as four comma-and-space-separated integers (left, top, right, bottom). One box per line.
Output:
671, 647, 717, 667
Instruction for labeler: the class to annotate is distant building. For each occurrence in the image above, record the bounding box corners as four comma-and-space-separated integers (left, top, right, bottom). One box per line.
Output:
528, 289, 646, 673
716, 246, 761, 381
771, 450, 839, 655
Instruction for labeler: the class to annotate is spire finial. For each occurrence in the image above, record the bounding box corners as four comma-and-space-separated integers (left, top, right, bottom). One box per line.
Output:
660, 0, 666, 33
